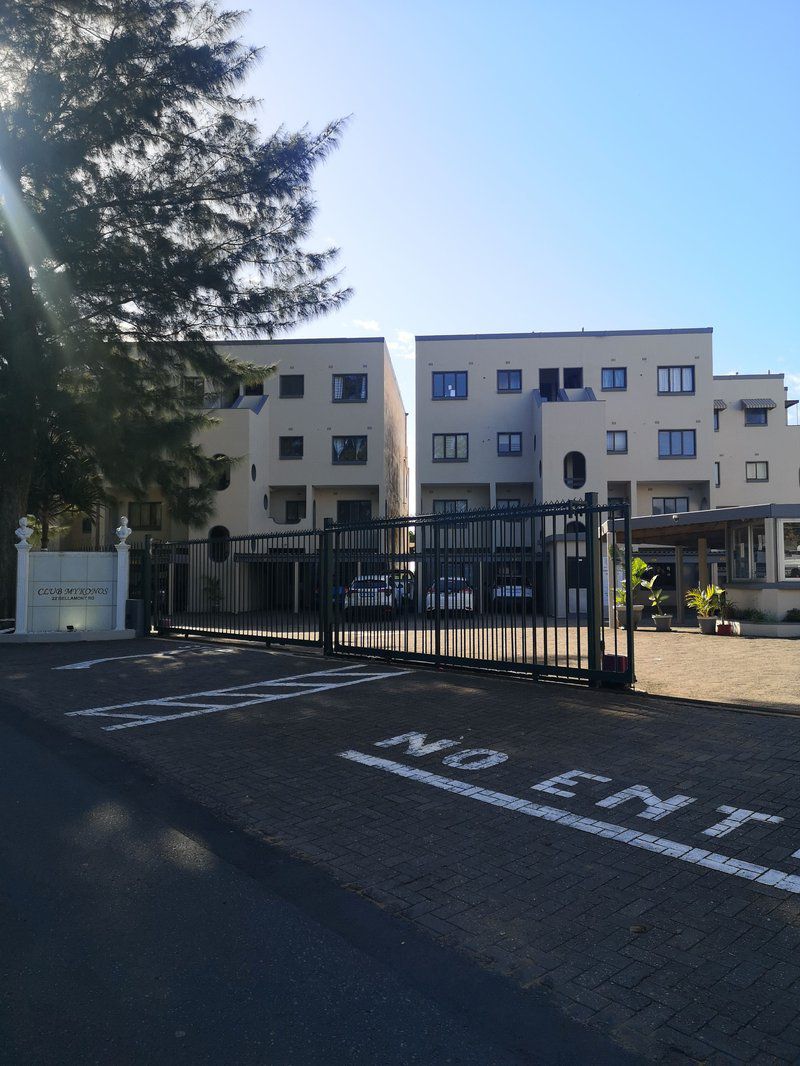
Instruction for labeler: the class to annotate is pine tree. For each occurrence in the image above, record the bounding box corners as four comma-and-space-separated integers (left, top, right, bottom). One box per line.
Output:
0, 0, 349, 614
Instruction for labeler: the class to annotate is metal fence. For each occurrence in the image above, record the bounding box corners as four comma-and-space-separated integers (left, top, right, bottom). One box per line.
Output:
148, 494, 634, 686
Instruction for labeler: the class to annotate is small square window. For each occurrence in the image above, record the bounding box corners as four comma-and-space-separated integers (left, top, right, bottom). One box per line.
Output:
332, 373, 367, 402
497, 369, 522, 392
563, 367, 583, 389
606, 430, 628, 454
128, 501, 162, 530
285, 500, 306, 524
497, 432, 522, 456
745, 461, 769, 482
601, 367, 627, 391
279, 374, 304, 398
279, 436, 303, 459
432, 371, 468, 399
744, 407, 768, 426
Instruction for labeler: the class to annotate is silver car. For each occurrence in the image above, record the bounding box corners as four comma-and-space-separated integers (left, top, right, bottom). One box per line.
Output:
345, 574, 402, 615
425, 577, 474, 615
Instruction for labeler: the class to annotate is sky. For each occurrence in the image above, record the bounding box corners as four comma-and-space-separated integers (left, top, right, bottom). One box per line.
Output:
223, 0, 800, 492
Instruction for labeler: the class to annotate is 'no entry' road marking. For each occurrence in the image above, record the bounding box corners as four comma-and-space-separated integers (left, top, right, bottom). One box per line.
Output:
66, 665, 410, 731
340, 749, 800, 897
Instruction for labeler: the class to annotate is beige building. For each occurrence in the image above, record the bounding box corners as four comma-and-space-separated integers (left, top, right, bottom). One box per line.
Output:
62, 337, 409, 546
416, 327, 799, 518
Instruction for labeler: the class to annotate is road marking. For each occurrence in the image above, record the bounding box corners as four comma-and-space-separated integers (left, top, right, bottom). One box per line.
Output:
339, 750, 800, 897
66, 665, 411, 731
54, 643, 237, 671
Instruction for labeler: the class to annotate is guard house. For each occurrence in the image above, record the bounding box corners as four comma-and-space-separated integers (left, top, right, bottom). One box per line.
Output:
616, 504, 800, 623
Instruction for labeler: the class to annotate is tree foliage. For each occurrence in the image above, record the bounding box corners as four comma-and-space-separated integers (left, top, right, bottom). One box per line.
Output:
0, 0, 349, 612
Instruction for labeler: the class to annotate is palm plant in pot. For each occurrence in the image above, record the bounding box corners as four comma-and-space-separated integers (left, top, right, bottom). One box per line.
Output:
685, 584, 722, 634
614, 557, 650, 631
716, 590, 734, 635
642, 576, 672, 632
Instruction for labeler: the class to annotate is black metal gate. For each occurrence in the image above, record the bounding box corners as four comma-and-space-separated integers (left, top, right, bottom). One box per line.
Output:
148, 495, 634, 686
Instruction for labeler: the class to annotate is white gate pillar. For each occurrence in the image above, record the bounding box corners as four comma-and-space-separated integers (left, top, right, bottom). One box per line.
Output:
115, 517, 132, 631
14, 517, 33, 634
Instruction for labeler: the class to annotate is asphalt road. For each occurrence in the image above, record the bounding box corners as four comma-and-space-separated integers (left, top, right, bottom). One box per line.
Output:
0, 701, 634, 1066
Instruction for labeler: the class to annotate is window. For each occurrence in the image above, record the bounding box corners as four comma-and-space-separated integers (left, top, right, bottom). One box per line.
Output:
714, 461, 720, 488
432, 433, 468, 461
432, 371, 467, 399
212, 454, 231, 490
601, 367, 627, 391
563, 451, 586, 489
731, 520, 767, 581
539, 368, 559, 402
497, 432, 522, 456
279, 436, 303, 459
652, 497, 689, 515
658, 366, 695, 394
606, 430, 628, 454
745, 407, 768, 426
496, 498, 521, 509
244, 381, 264, 396
81, 516, 93, 534
433, 499, 468, 515
714, 409, 720, 432
332, 373, 367, 402
658, 430, 696, 458
563, 367, 583, 389
746, 461, 769, 481
497, 369, 522, 392
780, 521, 800, 580
251, 464, 257, 482
208, 525, 230, 564
332, 435, 368, 464
337, 500, 372, 524
285, 500, 306, 524
279, 374, 304, 398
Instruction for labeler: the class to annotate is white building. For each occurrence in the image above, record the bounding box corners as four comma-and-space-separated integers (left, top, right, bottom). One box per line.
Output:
415, 327, 799, 518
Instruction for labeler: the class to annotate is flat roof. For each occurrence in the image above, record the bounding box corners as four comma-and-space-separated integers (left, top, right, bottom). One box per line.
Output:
211, 336, 385, 346
713, 372, 785, 380
604, 503, 800, 548
416, 327, 713, 342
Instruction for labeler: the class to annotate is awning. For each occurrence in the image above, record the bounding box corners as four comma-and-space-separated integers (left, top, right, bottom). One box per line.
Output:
741, 397, 777, 409
713, 398, 727, 410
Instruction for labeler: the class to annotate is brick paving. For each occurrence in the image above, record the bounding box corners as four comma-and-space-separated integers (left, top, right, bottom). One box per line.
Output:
4, 637, 800, 1062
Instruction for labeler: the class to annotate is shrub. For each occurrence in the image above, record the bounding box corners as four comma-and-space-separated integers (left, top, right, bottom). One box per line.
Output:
784, 608, 800, 623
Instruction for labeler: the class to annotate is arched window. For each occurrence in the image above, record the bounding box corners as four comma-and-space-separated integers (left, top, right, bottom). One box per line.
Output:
209, 525, 230, 563
565, 520, 586, 533
564, 451, 586, 489
213, 454, 231, 491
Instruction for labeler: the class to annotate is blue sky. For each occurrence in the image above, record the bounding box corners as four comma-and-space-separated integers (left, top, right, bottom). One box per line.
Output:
226, 0, 800, 480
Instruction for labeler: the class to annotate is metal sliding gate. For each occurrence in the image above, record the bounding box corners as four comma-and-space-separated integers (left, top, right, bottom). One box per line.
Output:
149, 495, 634, 686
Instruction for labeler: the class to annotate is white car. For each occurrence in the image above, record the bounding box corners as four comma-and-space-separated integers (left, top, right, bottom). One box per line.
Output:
491, 583, 534, 612
425, 577, 474, 615
345, 574, 402, 615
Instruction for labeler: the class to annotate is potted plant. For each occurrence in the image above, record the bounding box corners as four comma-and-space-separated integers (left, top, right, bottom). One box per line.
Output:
642, 576, 672, 632
716, 590, 734, 635
685, 584, 722, 634
614, 557, 650, 631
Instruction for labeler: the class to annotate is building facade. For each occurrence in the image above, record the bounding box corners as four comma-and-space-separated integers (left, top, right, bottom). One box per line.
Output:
416, 327, 799, 519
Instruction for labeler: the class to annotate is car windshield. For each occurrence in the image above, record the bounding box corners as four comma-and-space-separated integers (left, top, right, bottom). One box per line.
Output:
351, 578, 390, 589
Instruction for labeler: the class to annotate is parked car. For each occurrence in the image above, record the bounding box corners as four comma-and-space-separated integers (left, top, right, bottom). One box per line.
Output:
490, 582, 534, 612
345, 574, 403, 615
425, 577, 474, 615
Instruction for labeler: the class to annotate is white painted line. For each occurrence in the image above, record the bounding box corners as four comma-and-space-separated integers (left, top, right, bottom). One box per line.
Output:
339, 750, 800, 897
54, 643, 237, 671
66, 665, 412, 731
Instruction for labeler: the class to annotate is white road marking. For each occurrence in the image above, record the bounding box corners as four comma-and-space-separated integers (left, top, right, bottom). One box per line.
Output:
54, 643, 237, 671
66, 665, 411, 731
339, 750, 800, 897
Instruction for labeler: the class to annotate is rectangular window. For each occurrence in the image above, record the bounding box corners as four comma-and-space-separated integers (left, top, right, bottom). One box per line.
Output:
606, 430, 628, 454
745, 461, 769, 481
128, 501, 162, 530
601, 367, 627, 391
714, 409, 720, 432
745, 407, 768, 426
285, 500, 306, 524
432, 371, 467, 399
244, 381, 264, 396
81, 516, 93, 534
658, 365, 695, 394
496, 498, 521, 509
563, 367, 583, 389
432, 433, 468, 461
497, 432, 522, 455
279, 374, 304, 398
433, 499, 468, 515
279, 436, 303, 459
714, 461, 721, 488
332, 373, 367, 402
731, 520, 767, 581
337, 500, 372, 524
652, 497, 689, 515
780, 520, 800, 580
332, 435, 367, 464
497, 369, 522, 392
658, 429, 696, 458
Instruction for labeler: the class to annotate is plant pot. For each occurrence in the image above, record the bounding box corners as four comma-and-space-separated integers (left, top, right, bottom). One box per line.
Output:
698, 616, 717, 635
716, 622, 733, 635
652, 614, 673, 632
615, 604, 644, 630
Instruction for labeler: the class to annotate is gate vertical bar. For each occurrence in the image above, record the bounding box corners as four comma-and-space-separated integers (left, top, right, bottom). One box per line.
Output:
584, 493, 603, 675
321, 529, 334, 655
623, 503, 635, 682
142, 534, 153, 636
433, 521, 441, 665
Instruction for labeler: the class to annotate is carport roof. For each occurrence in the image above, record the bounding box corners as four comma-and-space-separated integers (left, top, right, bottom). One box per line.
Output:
604, 503, 800, 549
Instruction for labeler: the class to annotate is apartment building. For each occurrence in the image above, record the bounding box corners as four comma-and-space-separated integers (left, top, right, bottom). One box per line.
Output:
63, 337, 409, 545
415, 327, 799, 518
